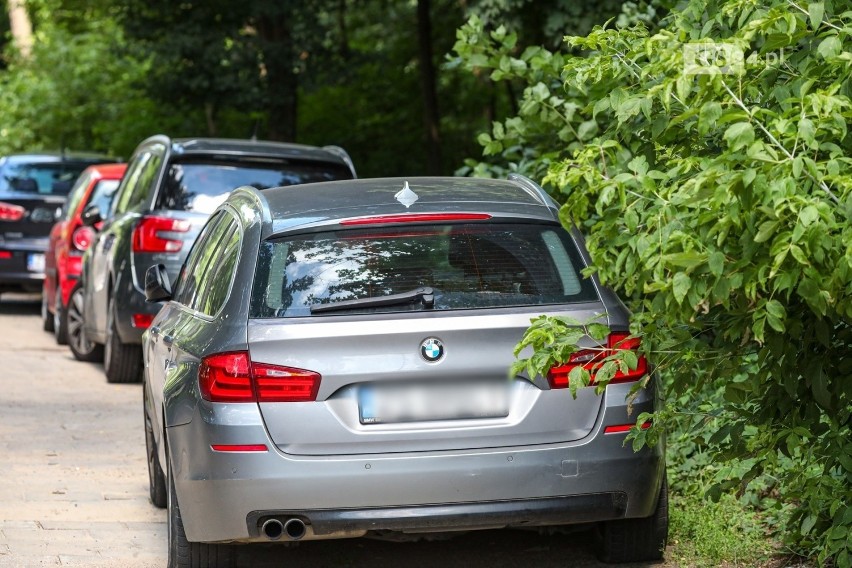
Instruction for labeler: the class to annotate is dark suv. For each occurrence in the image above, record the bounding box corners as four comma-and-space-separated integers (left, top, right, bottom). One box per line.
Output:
76, 136, 355, 382
0, 153, 115, 297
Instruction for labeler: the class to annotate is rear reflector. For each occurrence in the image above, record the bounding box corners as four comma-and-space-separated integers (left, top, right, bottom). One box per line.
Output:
132, 216, 191, 253
210, 444, 268, 452
132, 313, 155, 329
199, 351, 321, 403
0, 202, 25, 222
548, 332, 648, 389
604, 421, 652, 434
340, 213, 492, 226
0, 251, 11, 259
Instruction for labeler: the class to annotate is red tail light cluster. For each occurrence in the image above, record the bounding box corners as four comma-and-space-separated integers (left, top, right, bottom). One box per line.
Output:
132, 216, 191, 253
547, 332, 648, 389
0, 202, 25, 222
199, 351, 321, 403
71, 226, 96, 251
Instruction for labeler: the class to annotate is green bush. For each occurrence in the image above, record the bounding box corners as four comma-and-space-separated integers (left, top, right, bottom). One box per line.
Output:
456, 0, 852, 565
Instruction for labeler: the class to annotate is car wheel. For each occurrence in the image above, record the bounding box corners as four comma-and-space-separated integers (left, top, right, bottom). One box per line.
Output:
597, 475, 668, 563
144, 388, 167, 508
167, 454, 235, 568
104, 298, 142, 384
67, 285, 104, 362
41, 292, 54, 332
54, 293, 68, 345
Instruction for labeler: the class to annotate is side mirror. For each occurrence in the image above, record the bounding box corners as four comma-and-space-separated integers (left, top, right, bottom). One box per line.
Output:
145, 264, 172, 303
81, 204, 102, 227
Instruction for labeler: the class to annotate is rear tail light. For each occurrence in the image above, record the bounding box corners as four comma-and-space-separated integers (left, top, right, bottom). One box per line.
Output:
132, 216, 191, 253
0, 202, 25, 221
0, 251, 11, 260
547, 332, 648, 389
199, 351, 321, 403
132, 313, 155, 329
71, 226, 96, 251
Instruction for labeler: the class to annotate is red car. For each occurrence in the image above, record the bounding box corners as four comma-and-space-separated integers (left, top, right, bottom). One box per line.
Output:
42, 163, 126, 344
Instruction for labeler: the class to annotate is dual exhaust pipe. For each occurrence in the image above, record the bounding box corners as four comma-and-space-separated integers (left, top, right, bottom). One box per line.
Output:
261, 517, 307, 541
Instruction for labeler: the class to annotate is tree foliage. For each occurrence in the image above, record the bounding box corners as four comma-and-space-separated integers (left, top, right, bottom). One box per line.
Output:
0, 2, 157, 156
460, 0, 851, 564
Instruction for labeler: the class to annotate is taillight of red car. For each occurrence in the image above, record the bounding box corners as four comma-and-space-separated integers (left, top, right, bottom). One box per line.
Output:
547, 332, 648, 389
71, 226, 96, 251
0, 202, 25, 222
199, 351, 321, 403
132, 216, 191, 253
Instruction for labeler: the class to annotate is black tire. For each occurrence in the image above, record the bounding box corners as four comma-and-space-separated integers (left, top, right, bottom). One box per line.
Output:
67, 285, 104, 362
41, 292, 54, 332
168, 454, 235, 568
144, 387, 167, 508
54, 293, 68, 345
597, 476, 668, 563
104, 298, 142, 384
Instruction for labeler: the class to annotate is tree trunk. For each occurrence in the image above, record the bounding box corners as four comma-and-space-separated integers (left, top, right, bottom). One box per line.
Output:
8, 0, 33, 59
416, 0, 442, 175
254, 8, 298, 141
204, 102, 218, 137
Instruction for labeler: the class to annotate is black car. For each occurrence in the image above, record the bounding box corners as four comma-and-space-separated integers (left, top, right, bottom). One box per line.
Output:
75, 136, 356, 384
0, 153, 116, 297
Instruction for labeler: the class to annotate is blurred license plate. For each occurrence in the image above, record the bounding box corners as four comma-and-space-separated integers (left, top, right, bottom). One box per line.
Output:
27, 253, 45, 272
359, 381, 509, 424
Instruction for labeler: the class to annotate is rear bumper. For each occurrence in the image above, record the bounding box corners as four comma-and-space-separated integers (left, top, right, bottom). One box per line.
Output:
166, 382, 665, 544
246, 493, 627, 538
0, 242, 47, 289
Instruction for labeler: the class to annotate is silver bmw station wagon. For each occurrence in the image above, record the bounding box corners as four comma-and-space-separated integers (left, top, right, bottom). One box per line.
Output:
142, 175, 667, 567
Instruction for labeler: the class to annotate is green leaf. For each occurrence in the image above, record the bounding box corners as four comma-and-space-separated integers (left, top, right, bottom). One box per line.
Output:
799, 205, 819, 226
709, 251, 725, 276
723, 122, 755, 151
808, 2, 825, 29
698, 101, 722, 133
798, 117, 817, 148
577, 120, 598, 141
754, 220, 779, 243
817, 35, 841, 59
672, 272, 691, 304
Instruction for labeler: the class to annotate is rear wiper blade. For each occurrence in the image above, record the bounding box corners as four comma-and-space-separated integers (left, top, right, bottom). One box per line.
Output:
310, 287, 435, 314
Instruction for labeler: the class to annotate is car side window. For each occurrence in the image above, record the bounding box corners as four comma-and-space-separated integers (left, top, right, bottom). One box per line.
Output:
125, 146, 164, 212
113, 144, 165, 215
62, 170, 93, 220
173, 212, 225, 308
112, 153, 151, 216
195, 220, 241, 316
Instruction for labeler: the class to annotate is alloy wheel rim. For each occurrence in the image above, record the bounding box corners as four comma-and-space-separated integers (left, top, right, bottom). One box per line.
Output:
68, 291, 92, 355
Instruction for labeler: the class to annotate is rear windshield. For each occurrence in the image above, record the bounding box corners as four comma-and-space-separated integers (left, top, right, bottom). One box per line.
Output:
0, 161, 94, 196
160, 160, 353, 214
251, 223, 599, 318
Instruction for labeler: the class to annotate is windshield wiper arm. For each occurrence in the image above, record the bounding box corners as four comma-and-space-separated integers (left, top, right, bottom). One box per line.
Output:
310, 287, 435, 314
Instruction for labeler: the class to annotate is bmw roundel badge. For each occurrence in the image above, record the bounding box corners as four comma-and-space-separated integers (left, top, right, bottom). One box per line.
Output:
420, 338, 444, 362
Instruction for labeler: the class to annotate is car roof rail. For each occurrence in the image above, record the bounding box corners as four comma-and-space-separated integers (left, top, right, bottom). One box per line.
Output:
322, 145, 358, 179
506, 173, 559, 214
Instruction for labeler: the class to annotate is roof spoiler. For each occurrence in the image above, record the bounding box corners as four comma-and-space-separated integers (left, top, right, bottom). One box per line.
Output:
321, 145, 357, 179
506, 174, 559, 218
